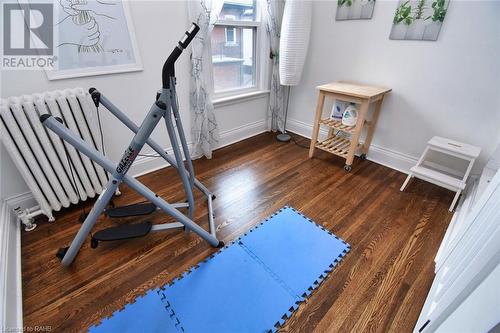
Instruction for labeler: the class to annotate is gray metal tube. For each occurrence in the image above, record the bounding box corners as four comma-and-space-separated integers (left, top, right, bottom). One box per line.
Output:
62, 180, 118, 265
98, 92, 217, 236
169, 81, 195, 190
98, 94, 211, 196
54, 101, 167, 265
163, 99, 195, 220
44, 116, 116, 172
125, 173, 219, 243
43, 116, 221, 247
207, 195, 216, 237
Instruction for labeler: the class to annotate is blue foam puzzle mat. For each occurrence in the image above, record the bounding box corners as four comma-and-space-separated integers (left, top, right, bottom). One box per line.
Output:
89, 288, 178, 333
239, 207, 350, 298
90, 206, 350, 332
159, 244, 297, 332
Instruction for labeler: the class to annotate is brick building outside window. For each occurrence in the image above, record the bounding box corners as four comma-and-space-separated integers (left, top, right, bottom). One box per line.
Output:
211, 0, 258, 93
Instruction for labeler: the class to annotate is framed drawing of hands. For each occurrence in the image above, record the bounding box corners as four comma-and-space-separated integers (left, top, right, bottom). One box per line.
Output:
47, 0, 142, 80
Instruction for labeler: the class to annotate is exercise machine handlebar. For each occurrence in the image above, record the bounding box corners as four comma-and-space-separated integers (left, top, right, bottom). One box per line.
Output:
162, 23, 200, 88
179, 23, 200, 49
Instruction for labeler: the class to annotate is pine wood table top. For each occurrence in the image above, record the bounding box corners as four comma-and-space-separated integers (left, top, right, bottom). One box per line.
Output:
317, 81, 392, 99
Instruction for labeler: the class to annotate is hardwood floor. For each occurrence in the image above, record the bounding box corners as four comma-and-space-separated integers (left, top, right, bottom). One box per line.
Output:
21, 132, 453, 332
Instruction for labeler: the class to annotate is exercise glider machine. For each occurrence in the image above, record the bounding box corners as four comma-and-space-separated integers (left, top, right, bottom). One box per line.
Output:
41, 23, 224, 266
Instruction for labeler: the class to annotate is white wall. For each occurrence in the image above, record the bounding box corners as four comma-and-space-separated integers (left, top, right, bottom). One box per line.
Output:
0, 1, 268, 202
287, 0, 500, 172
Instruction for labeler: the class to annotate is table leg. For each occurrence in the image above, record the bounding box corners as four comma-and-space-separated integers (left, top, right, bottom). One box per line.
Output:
361, 95, 385, 155
327, 98, 338, 138
309, 91, 326, 158
345, 99, 370, 167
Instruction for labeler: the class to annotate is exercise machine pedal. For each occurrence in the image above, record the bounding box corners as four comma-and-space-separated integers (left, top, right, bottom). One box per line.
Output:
105, 202, 156, 218
56, 247, 69, 260
91, 221, 153, 248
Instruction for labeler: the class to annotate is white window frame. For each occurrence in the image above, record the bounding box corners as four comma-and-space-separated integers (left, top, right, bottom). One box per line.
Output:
213, 2, 267, 100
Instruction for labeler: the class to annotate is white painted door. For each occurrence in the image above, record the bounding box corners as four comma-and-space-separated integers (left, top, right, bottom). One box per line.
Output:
414, 169, 500, 332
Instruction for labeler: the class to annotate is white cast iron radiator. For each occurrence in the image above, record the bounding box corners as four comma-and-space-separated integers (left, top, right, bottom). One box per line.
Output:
0, 88, 110, 229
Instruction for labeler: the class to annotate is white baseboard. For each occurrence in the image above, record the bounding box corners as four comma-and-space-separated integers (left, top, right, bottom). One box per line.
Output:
217, 119, 267, 149
4, 192, 38, 214
0, 201, 23, 329
368, 144, 417, 174
286, 118, 417, 174
286, 118, 324, 141
129, 147, 180, 179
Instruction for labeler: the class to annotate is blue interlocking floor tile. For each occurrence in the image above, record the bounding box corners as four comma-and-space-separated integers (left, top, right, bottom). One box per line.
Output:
90, 206, 350, 333
159, 244, 297, 332
89, 289, 178, 333
239, 206, 350, 297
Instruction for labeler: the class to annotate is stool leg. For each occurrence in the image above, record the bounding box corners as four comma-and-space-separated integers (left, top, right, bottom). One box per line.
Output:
400, 173, 413, 191
449, 190, 461, 212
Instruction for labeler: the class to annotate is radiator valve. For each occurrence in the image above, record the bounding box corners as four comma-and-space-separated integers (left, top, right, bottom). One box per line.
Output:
14, 207, 38, 232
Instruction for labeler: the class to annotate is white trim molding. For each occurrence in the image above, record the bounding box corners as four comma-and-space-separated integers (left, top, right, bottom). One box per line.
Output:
5, 192, 38, 215
0, 200, 23, 330
217, 119, 267, 149
286, 118, 418, 174
368, 145, 417, 175
213, 90, 270, 108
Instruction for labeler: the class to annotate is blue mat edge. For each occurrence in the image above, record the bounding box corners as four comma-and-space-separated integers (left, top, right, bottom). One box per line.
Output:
156, 206, 351, 333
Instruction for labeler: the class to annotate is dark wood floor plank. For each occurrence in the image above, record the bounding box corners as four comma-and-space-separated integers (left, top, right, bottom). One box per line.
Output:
21, 132, 452, 332
283, 170, 427, 333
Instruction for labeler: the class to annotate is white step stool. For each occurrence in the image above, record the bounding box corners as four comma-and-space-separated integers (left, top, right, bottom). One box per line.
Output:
400, 136, 481, 212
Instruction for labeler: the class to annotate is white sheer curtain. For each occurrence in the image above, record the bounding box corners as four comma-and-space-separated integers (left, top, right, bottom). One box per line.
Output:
187, 0, 224, 159
261, 0, 286, 132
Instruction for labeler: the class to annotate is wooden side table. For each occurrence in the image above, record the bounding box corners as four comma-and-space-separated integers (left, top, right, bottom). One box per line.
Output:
308, 81, 392, 171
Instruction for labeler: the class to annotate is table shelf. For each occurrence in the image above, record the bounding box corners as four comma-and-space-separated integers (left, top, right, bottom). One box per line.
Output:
320, 118, 372, 135
319, 118, 356, 134
315, 136, 351, 158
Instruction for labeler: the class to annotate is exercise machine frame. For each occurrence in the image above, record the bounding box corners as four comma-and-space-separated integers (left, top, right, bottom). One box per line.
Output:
41, 23, 223, 266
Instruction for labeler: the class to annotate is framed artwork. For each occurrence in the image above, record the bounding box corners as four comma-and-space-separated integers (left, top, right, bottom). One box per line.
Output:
46, 0, 142, 80
336, 0, 376, 21
389, 0, 449, 41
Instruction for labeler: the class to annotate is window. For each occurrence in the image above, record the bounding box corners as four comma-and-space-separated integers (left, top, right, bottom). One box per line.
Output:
212, 0, 259, 94
225, 27, 237, 45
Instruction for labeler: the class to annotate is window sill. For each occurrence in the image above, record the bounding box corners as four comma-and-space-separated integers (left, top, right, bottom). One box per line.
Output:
213, 90, 270, 108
